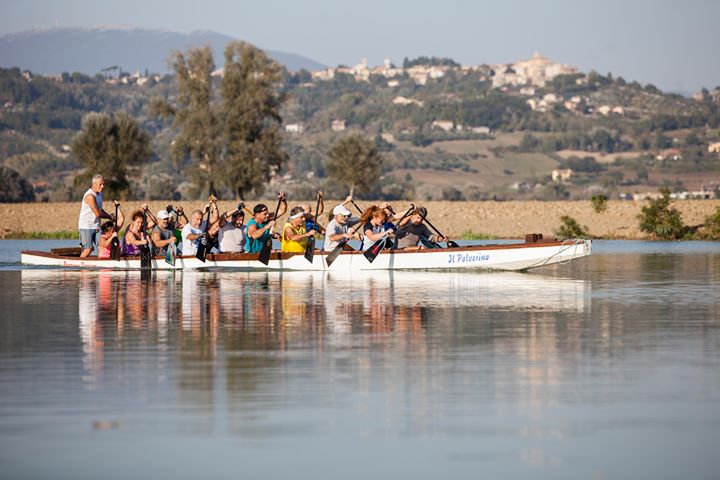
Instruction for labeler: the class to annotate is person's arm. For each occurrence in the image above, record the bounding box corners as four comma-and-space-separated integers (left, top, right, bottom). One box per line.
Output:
363, 224, 391, 242
284, 225, 316, 242
85, 194, 112, 220
99, 232, 116, 249
143, 205, 157, 230
317, 191, 324, 216
115, 204, 125, 231
270, 192, 288, 220
175, 206, 188, 229
248, 220, 275, 240
125, 229, 148, 246
209, 196, 220, 225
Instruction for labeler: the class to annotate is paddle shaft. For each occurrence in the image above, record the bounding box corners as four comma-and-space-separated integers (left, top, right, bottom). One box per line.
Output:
392, 206, 416, 248
419, 213, 459, 247
258, 195, 283, 265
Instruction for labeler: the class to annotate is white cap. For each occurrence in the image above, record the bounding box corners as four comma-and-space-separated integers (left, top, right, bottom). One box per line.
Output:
157, 210, 170, 220
333, 205, 351, 216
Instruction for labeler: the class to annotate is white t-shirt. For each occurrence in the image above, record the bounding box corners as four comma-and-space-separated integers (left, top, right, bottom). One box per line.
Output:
218, 222, 246, 252
78, 188, 102, 229
181, 222, 205, 256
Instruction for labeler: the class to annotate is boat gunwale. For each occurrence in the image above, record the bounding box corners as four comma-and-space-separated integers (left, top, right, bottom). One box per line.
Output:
21, 240, 574, 263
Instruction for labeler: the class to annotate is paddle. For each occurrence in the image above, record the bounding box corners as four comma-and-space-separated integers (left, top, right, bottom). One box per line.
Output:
110, 202, 120, 260
363, 237, 388, 263
140, 210, 152, 269
304, 192, 323, 263
350, 199, 364, 215
325, 221, 363, 268
195, 205, 212, 262
390, 204, 415, 249
259, 195, 283, 266
364, 205, 414, 263
419, 235, 440, 249
418, 212, 460, 248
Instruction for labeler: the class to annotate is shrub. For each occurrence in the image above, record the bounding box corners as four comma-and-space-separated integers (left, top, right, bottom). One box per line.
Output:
591, 194, 608, 213
699, 207, 720, 240
554, 215, 589, 238
637, 187, 689, 240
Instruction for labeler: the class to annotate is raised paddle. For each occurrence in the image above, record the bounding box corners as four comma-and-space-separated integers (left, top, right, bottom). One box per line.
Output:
418, 212, 460, 248
304, 192, 323, 263
140, 210, 152, 269
110, 201, 120, 260
195, 205, 212, 262
390, 204, 415, 249
350, 199, 364, 215
325, 221, 363, 268
259, 194, 283, 266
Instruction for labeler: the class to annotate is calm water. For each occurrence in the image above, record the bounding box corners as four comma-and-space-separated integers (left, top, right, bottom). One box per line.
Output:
1, 240, 719, 479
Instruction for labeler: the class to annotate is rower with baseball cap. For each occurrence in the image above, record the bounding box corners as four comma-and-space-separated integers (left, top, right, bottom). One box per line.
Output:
151, 209, 178, 256
323, 196, 361, 252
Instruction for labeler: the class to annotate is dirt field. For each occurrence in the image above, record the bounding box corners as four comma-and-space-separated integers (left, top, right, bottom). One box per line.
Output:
2, 199, 718, 239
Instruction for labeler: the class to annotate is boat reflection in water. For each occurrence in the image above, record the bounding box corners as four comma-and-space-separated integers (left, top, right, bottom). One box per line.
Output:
21, 268, 589, 381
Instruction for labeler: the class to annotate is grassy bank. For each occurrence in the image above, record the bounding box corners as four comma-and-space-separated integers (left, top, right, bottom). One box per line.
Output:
1, 230, 78, 240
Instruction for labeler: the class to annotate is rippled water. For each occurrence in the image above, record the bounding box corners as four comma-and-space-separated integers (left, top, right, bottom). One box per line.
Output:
1, 240, 719, 479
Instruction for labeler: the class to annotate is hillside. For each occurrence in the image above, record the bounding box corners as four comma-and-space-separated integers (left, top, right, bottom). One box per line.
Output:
0, 27, 326, 75
1, 47, 720, 203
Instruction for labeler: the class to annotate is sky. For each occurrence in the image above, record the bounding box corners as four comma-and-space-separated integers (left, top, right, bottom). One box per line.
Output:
1, 0, 719, 93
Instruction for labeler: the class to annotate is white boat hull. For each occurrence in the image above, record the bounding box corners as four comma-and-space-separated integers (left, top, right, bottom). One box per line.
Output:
21, 239, 591, 272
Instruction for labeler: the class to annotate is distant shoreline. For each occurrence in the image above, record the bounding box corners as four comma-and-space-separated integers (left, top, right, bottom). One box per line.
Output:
2, 199, 719, 240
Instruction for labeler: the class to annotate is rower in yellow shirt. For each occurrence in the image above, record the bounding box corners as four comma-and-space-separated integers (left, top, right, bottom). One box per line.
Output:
281, 206, 317, 253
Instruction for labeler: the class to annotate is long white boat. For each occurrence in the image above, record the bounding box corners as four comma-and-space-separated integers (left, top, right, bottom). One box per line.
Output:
21, 238, 591, 271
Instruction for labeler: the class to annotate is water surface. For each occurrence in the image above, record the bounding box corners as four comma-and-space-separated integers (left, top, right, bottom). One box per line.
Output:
1, 240, 719, 479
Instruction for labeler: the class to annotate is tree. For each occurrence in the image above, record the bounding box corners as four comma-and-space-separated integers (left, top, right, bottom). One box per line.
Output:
220, 41, 286, 200
0, 166, 36, 202
591, 194, 608, 213
151, 42, 286, 199
637, 187, 689, 240
326, 134, 382, 197
150, 46, 221, 195
72, 112, 151, 199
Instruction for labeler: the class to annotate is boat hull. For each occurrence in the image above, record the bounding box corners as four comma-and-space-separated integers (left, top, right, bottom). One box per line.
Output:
21, 239, 591, 272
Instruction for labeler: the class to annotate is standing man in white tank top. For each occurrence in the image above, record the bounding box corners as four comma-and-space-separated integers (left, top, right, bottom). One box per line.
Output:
78, 174, 113, 257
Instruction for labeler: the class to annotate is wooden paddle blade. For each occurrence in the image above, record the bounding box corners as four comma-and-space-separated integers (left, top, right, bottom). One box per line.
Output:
258, 237, 273, 265
165, 242, 176, 266
325, 240, 347, 267
140, 245, 152, 269
304, 236, 315, 263
196, 235, 208, 263
110, 238, 120, 261
447, 240, 461, 248
363, 238, 386, 263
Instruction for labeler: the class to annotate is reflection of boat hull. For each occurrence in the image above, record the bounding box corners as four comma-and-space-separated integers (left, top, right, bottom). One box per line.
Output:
21, 239, 591, 272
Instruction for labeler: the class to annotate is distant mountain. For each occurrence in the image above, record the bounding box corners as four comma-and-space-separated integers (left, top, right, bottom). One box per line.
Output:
0, 27, 326, 75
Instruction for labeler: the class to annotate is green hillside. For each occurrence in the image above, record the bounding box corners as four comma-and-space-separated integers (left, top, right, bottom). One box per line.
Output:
1, 58, 720, 202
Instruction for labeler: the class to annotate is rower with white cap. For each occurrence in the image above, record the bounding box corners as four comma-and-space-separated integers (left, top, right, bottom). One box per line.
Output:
323, 197, 361, 252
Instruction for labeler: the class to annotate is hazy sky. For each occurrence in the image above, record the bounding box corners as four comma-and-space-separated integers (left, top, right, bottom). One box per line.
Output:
2, 0, 718, 92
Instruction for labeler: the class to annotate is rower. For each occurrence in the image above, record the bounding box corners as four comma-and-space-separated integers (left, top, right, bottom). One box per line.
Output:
395, 207, 446, 249
281, 206, 316, 253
